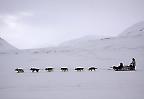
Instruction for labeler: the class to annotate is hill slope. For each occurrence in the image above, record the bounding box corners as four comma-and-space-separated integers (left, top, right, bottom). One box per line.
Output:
60, 21, 144, 50
0, 21, 144, 71
119, 21, 144, 37
0, 37, 17, 51
0, 22, 144, 99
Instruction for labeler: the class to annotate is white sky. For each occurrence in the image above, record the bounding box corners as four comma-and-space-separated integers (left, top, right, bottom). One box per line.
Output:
0, 0, 144, 49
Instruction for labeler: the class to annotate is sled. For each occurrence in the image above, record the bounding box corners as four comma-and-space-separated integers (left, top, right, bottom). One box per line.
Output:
113, 65, 135, 71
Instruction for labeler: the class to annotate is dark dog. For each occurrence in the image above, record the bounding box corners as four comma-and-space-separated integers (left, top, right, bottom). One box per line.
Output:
88, 67, 97, 71
45, 67, 54, 72
75, 67, 84, 71
30, 68, 40, 72
15, 68, 24, 73
113, 66, 121, 71
61, 67, 68, 72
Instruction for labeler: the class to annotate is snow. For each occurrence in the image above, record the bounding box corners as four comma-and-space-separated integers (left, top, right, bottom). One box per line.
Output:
0, 37, 17, 51
0, 22, 144, 99
0, 71, 144, 99
119, 21, 144, 37
45, 66, 54, 68
75, 66, 84, 68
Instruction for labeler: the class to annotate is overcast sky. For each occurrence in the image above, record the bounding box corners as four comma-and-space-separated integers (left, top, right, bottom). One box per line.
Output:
0, 0, 144, 49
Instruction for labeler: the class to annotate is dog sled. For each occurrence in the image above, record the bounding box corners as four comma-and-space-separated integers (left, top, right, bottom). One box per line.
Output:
113, 65, 135, 71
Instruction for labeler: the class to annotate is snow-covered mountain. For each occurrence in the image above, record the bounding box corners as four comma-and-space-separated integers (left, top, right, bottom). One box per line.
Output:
59, 21, 144, 50
23, 21, 144, 69
0, 22, 144, 99
0, 21, 143, 70
0, 37, 17, 51
0, 21, 144, 68
119, 21, 144, 37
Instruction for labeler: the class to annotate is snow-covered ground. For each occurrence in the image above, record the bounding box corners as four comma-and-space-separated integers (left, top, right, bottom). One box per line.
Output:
0, 70, 144, 99
0, 22, 144, 99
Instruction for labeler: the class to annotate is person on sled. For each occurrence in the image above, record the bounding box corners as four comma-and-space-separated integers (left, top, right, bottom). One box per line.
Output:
130, 58, 136, 70
113, 63, 124, 71
119, 63, 124, 70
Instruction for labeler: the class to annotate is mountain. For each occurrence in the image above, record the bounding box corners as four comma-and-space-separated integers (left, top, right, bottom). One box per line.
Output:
0, 37, 17, 51
0, 21, 144, 71
10, 21, 142, 70
0, 22, 144, 99
59, 24, 144, 51
119, 21, 144, 37
60, 35, 112, 48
